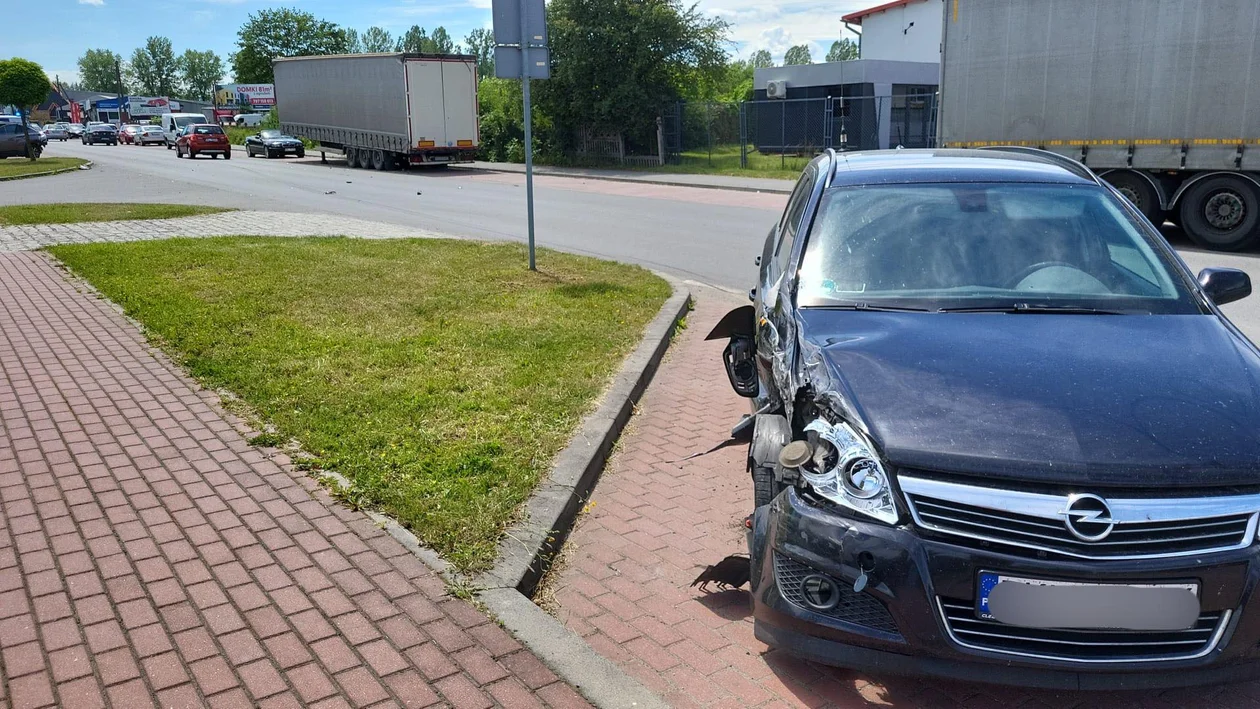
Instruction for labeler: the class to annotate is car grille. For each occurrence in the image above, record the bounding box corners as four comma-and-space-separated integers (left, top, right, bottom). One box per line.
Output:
899, 474, 1260, 560
937, 597, 1229, 663
773, 553, 900, 636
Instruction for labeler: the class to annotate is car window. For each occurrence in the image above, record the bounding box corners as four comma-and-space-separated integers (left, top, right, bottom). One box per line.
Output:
259, 130, 282, 139
0, 125, 16, 134
776, 168, 816, 272
192, 126, 224, 135
798, 182, 1197, 314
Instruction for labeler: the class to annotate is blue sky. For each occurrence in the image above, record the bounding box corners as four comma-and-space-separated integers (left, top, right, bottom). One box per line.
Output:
9, 0, 870, 86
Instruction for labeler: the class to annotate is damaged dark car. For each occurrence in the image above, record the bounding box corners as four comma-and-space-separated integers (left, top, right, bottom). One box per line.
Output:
712, 147, 1260, 689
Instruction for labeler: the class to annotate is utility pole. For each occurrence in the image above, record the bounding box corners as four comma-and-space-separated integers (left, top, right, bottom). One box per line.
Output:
114, 58, 125, 124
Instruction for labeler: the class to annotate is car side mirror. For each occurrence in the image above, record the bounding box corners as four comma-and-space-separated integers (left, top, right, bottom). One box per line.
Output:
1198, 267, 1251, 306
705, 306, 759, 398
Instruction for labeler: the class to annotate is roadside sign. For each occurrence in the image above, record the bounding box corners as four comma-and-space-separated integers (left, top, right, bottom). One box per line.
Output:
492, 0, 549, 271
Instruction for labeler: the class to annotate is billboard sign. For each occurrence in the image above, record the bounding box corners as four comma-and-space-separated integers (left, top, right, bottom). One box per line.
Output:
127, 96, 180, 116
214, 84, 275, 110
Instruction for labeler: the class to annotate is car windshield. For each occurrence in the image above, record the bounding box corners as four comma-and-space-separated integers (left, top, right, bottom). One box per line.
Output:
174, 116, 201, 128
259, 130, 283, 139
192, 126, 223, 135
797, 183, 1198, 314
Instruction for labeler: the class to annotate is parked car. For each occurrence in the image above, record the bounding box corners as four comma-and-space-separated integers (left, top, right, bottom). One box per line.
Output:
243, 130, 305, 159
134, 125, 166, 146
0, 123, 43, 158
43, 124, 69, 141
175, 124, 231, 159
82, 123, 118, 146
717, 147, 1260, 688
118, 124, 141, 145
232, 113, 265, 127
66, 123, 85, 137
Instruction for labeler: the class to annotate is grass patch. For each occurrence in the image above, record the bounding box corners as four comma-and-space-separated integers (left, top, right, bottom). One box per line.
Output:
0, 203, 232, 226
0, 157, 88, 180
49, 237, 670, 572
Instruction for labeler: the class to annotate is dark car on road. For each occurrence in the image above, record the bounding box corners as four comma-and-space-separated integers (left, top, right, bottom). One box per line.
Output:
175, 124, 231, 160
82, 123, 117, 146
0, 123, 47, 158
712, 147, 1260, 688
243, 130, 305, 159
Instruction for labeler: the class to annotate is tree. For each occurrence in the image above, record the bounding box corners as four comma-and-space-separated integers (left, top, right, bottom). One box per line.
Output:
180, 49, 223, 101
750, 49, 773, 69
397, 26, 430, 53
464, 28, 494, 78
826, 38, 858, 62
231, 8, 351, 83
539, 0, 729, 151
0, 58, 51, 161
361, 27, 394, 53
429, 27, 457, 54
784, 45, 812, 65
345, 29, 363, 54
129, 36, 180, 96
77, 49, 126, 92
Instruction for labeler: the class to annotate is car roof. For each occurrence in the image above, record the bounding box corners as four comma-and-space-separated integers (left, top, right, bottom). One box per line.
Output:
826, 148, 1099, 188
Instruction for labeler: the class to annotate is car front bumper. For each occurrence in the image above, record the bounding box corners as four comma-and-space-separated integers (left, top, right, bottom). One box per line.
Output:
750, 487, 1260, 689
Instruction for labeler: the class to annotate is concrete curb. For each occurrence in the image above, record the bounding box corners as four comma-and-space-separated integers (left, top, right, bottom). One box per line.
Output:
0, 160, 92, 181
454, 164, 794, 195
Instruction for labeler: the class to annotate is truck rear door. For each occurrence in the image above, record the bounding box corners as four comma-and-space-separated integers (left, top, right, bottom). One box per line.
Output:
406, 60, 446, 148
440, 61, 477, 148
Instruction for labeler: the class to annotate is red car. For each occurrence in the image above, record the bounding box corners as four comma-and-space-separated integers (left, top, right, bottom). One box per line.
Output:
118, 124, 141, 144
175, 124, 231, 159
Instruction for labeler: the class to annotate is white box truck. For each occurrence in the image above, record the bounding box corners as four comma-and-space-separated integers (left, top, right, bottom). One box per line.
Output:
273, 52, 479, 170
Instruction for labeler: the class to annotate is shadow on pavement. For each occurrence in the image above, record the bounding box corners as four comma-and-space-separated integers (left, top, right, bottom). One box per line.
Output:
694, 589, 752, 621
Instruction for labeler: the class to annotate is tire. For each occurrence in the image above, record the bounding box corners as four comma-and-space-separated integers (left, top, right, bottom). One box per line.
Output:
167, 142, 172, 150
357, 149, 372, 170
223, 151, 230, 161
296, 150, 305, 159
345, 147, 357, 168
371, 149, 387, 171
267, 150, 276, 159
1179, 175, 1260, 251
752, 463, 781, 509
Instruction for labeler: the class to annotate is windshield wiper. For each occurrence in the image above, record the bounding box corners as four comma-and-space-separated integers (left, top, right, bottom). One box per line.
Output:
814, 302, 934, 312
936, 303, 1128, 314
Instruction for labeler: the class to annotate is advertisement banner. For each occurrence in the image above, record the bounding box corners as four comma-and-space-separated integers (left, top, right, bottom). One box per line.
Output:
213, 84, 275, 110
127, 96, 179, 116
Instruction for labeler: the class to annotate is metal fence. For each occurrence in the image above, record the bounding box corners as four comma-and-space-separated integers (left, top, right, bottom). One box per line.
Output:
661, 94, 938, 172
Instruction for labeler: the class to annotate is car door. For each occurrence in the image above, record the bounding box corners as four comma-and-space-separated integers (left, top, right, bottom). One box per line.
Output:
0, 124, 22, 156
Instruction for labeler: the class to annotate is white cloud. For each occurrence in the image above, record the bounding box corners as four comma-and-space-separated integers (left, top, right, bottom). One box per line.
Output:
699, 0, 868, 63
77, 0, 105, 6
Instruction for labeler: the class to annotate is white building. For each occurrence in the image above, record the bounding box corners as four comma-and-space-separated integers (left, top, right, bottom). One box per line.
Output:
843, 0, 945, 64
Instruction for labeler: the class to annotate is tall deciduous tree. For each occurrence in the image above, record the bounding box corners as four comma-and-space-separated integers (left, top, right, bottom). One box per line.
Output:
180, 49, 223, 100
429, 27, 456, 54
129, 37, 180, 96
231, 8, 351, 83
784, 45, 812, 65
826, 38, 858, 62
0, 58, 51, 160
76, 49, 126, 92
464, 28, 494, 78
539, 0, 729, 150
750, 49, 773, 68
361, 27, 394, 53
396, 26, 430, 53
344, 29, 363, 54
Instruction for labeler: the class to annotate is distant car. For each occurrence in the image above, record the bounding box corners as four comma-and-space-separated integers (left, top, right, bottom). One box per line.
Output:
66, 123, 85, 137
43, 124, 69, 141
0, 124, 44, 158
142, 98, 170, 108
119, 124, 141, 145
175, 123, 231, 159
82, 123, 118, 146
233, 113, 265, 127
135, 125, 165, 146
243, 130, 305, 159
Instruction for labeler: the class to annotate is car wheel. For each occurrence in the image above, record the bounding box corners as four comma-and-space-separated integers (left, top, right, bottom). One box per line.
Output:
166, 142, 172, 150
297, 151, 305, 159
223, 151, 231, 161
1180, 175, 1260, 251
751, 462, 781, 509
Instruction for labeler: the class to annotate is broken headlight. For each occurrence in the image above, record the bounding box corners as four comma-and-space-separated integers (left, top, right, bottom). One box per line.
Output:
797, 418, 899, 525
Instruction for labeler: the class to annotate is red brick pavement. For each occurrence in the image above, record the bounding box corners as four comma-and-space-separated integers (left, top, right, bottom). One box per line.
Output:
0, 251, 589, 709
549, 288, 1254, 709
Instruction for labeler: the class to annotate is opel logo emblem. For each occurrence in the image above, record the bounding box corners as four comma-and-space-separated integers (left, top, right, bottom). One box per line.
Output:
1062, 494, 1115, 542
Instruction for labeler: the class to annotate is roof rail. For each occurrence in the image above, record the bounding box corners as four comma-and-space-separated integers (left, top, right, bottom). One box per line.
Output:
974, 146, 1099, 184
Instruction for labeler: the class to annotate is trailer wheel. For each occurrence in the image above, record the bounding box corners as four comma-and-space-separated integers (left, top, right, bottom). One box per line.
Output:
357, 149, 373, 170
345, 147, 358, 168
1104, 172, 1163, 225
1180, 175, 1260, 251
371, 149, 387, 171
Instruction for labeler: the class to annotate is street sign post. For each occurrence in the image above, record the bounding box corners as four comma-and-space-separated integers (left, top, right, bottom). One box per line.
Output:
492, 0, 548, 270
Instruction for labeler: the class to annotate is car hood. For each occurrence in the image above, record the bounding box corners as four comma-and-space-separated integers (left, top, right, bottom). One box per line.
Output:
799, 310, 1260, 488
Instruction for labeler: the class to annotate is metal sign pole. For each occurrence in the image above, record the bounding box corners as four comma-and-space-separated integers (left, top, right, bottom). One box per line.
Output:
520, 0, 536, 271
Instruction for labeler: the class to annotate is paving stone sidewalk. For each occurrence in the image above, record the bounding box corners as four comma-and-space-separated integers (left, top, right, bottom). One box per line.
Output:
0, 211, 434, 252
547, 288, 1248, 709
0, 251, 587, 708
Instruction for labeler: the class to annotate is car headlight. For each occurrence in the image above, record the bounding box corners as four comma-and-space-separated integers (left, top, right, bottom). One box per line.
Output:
792, 418, 899, 524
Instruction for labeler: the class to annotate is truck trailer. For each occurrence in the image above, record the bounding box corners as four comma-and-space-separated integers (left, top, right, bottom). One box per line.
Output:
273, 53, 478, 170
938, 0, 1260, 250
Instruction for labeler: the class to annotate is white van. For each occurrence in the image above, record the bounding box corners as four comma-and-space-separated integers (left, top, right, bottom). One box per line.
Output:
233, 114, 264, 127
160, 113, 206, 149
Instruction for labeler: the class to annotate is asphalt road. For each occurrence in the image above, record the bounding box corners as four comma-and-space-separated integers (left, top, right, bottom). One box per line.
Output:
11, 140, 1260, 340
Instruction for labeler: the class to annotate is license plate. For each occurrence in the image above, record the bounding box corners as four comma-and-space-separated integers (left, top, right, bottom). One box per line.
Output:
977, 572, 1200, 630
286, 148, 298, 152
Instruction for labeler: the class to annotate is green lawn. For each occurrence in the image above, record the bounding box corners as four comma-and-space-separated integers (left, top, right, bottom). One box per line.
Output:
0, 157, 88, 180
50, 237, 670, 572
653, 145, 812, 179
0, 203, 232, 226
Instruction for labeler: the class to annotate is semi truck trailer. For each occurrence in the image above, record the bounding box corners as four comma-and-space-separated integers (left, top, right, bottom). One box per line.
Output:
273, 53, 478, 170
938, 0, 1260, 250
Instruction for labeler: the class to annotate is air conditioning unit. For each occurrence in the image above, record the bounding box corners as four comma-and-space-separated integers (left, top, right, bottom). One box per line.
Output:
766, 80, 788, 99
